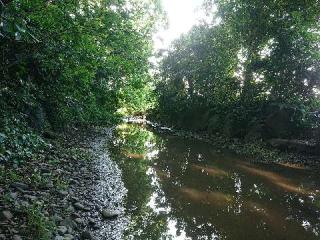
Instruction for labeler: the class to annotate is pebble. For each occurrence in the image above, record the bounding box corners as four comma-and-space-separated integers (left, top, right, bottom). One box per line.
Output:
88, 217, 95, 225
46, 181, 54, 188
11, 182, 29, 190
53, 214, 63, 223
101, 209, 120, 219
81, 231, 93, 240
74, 202, 89, 211
71, 212, 81, 218
2, 210, 13, 220
24, 194, 37, 201
20, 201, 30, 208
0, 128, 126, 240
60, 218, 75, 228
64, 234, 74, 240
57, 225, 68, 235
58, 190, 68, 196
9, 192, 18, 199
12, 235, 22, 240
66, 205, 75, 212
74, 218, 84, 225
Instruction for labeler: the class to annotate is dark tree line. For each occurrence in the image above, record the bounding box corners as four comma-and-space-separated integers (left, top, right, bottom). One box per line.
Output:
156, 0, 320, 140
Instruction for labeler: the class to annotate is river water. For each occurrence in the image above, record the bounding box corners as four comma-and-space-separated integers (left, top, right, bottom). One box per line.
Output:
109, 123, 320, 240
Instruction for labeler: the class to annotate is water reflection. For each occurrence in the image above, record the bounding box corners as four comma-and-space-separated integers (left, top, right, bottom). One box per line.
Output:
191, 164, 229, 178
238, 163, 311, 194
110, 124, 320, 240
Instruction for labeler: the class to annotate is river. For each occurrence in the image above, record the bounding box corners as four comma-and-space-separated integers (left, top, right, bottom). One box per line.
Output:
108, 123, 320, 240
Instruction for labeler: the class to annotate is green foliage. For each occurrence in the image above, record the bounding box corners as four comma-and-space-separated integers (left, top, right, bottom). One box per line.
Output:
0, 116, 47, 164
24, 205, 54, 240
156, 0, 320, 138
1, 0, 163, 126
1, 0, 164, 163
0, 165, 22, 184
118, 74, 157, 116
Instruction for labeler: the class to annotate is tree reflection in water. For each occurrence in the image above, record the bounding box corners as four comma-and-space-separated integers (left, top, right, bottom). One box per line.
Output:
110, 124, 320, 240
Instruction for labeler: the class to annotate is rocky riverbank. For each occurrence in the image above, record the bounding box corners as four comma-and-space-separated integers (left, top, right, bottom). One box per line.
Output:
0, 126, 127, 240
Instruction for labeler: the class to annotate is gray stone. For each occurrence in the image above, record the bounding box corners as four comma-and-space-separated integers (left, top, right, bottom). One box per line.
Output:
81, 231, 93, 240
9, 192, 18, 200
74, 218, 84, 225
12, 235, 22, 240
54, 236, 64, 240
60, 218, 75, 228
57, 225, 68, 235
2, 210, 13, 220
88, 217, 95, 225
52, 214, 63, 223
24, 194, 37, 201
101, 209, 120, 219
74, 202, 89, 211
58, 190, 68, 196
63, 234, 74, 240
11, 182, 29, 190
46, 181, 54, 188
66, 205, 75, 213
20, 201, 30, 208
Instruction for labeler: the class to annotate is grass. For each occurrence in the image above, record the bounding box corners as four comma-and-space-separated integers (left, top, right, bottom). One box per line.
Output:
0, 165, 23, 184
24, 205, 55, 240
53, 176, 69, 190
30, 172, 50, 189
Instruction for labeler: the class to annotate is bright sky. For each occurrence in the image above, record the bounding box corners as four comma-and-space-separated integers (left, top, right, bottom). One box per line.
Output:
154, 0, 207, 50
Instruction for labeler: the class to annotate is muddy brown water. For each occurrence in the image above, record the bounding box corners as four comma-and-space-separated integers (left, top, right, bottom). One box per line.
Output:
110, 124, 320, 240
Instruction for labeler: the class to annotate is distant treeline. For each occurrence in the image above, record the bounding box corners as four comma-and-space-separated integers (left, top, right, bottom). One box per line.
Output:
155, 0, 320, 141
